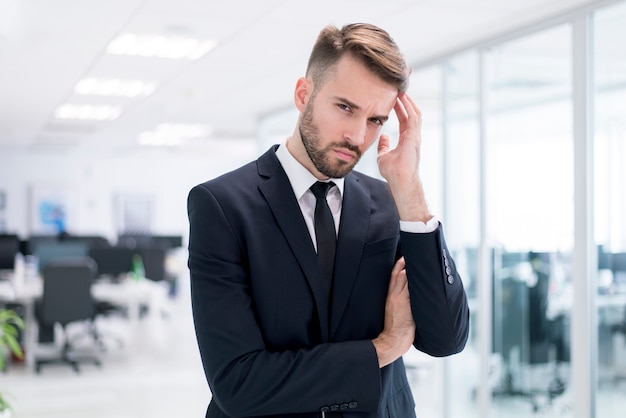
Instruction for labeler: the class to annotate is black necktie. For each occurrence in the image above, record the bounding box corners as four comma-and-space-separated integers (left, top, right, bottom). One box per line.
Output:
310, 181, 336, 297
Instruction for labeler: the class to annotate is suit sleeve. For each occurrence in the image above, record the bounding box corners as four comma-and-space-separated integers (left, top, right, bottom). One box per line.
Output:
187, 184, 382, 417
401, 225, 470, 357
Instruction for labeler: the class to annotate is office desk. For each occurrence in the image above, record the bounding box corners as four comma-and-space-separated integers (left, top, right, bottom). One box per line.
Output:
0, 274, 170, 367
546, 287, 626, 320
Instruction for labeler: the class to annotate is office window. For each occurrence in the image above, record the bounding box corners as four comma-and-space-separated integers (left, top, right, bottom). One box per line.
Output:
444, 50, 481, 418
407, 67, 444, 217
594, 2, 626, 417
397, 65, 445, 417
485, 24, 573, 416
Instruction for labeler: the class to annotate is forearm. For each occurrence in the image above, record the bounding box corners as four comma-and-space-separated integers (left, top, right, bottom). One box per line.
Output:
388, 178, 432, 223
401, 229, 470, 356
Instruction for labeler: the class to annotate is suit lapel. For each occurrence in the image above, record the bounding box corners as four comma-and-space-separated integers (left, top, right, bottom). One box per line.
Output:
330, 173, 371, 338
256, 147, 330, 341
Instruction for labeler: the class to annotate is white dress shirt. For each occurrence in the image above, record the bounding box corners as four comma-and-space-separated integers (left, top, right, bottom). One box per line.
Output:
275, 142, 438, 251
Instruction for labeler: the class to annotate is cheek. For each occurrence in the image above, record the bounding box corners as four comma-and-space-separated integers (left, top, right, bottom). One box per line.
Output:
362, 129, 381, 150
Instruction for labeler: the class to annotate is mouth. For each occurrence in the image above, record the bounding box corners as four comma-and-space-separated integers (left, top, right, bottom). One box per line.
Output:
333, 147, 357, 162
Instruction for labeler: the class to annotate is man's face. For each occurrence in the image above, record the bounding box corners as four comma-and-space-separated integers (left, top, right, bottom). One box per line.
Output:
297, 55, 399, 179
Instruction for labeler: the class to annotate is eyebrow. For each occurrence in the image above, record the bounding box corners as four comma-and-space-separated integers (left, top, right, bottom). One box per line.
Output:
335, 96, 390, 123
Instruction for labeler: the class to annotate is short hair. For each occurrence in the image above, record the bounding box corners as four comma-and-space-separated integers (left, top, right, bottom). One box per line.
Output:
305, 23, 409, 93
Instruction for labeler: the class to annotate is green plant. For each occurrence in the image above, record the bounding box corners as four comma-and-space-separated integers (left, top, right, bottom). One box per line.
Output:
0, 392, 14, 414
0, 308, 25, 414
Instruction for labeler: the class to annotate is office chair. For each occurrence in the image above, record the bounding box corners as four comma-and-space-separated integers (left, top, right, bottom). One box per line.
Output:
610, 303, 626, 382
34, 257, 102, 373
492, 253, 567, 413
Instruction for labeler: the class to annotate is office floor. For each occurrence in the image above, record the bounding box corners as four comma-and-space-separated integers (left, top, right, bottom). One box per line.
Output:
1, 280, 209, 418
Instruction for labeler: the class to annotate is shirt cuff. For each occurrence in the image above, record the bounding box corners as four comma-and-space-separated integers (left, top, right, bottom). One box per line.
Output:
400, 216, 439, 233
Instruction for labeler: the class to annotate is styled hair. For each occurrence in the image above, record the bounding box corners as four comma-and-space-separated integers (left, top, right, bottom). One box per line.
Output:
305, 23, 409, 92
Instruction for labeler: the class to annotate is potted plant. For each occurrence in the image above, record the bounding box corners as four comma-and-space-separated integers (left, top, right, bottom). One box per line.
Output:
0, 308, 25, 417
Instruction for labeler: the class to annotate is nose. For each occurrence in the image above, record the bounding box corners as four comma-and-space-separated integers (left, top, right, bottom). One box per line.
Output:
344, 119, 367, 146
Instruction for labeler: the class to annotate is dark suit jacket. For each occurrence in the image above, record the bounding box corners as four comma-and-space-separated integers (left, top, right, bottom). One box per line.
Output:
188, 146, 469, 418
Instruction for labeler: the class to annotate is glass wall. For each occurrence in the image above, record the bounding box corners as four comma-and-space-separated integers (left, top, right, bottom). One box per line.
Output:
484, 25, 574, 416
594, 2, 626, 417
256, 3, 626, 417
408, 67, 444, 218
444, 51, 481, 418
402, 66, 446, 418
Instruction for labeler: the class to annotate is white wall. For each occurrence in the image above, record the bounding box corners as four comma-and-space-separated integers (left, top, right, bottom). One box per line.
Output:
0, 140, 259, 244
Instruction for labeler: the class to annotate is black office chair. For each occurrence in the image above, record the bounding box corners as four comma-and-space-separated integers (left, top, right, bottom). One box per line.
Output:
492, 253, 567, 413
611, 303, 626, 381
34, 257, 102, 373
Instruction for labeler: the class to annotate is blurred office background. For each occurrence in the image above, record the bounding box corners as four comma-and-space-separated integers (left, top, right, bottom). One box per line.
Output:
1, 0, 625, 417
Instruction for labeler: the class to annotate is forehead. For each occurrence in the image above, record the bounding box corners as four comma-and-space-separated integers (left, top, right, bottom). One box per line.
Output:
317, 55, 398, 113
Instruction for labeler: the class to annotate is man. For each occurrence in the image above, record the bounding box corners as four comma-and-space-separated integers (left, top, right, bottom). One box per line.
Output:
188, 23, 469, 418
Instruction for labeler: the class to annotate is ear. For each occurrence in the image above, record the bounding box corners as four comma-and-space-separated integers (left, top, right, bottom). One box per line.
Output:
294, 77, 311, 112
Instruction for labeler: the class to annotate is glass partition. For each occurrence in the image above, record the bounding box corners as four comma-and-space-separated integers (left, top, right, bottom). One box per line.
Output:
594, 2, 626, 417
484, 24, 574, 417
444, 50, 481, 418
402, 66, 445, 417
408, 67, 444, 217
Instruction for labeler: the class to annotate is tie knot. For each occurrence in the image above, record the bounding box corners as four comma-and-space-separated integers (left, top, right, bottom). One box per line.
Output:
310, 181, 334, 199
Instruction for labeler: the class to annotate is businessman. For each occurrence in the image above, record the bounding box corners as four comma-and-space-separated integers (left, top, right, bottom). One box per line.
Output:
188, 23, 469, 418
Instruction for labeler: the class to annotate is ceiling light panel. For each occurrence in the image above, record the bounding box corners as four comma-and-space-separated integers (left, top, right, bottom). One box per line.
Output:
106, 33, 218, 60
137, 123, 212, 146
74, 77, 157, 97
54, 104, 123, 121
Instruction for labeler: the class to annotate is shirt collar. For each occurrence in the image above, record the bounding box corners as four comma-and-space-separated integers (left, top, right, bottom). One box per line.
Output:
275, 139, 345, 200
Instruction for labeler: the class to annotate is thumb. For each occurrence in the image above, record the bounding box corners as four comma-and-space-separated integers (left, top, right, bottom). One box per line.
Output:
378, 133, 390, 156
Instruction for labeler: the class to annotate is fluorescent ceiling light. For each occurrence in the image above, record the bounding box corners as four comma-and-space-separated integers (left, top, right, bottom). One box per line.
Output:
138, 123, 212, 146
107, 33, 218, 60
54, 104, 122, 121
74, 77, 157, 97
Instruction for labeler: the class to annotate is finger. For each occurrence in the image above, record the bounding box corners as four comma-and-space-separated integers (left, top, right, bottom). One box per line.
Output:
392, 256, 406, 274
401, 94, 421, 130
397, 269, 409, 294
394, 96, 409, 128
377, 133, 391, 155
400, 93, 419, 115
388, 257, 407, 294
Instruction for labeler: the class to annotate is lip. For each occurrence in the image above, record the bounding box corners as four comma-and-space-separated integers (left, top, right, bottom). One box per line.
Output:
334, 148, 356, 161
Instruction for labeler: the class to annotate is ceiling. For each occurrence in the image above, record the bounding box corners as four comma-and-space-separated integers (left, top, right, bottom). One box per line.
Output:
0, 0, 600, 157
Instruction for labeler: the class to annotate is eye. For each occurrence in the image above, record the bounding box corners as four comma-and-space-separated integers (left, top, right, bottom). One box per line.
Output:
338, 103, 352, 112
369, 117, 384, 126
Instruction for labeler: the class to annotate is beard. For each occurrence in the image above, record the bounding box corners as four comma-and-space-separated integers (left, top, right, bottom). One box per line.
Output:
299, 100, 362, 179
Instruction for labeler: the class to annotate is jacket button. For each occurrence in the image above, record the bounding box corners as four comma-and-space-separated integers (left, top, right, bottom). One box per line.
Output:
349, 401, 358, 409
447, 275, 455, 285
320, 406, 330, 412
330, 404, 340, 411
340, 403, 349, 410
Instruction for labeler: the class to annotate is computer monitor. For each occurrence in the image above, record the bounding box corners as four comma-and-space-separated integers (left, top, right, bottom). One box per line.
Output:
63, 235, 111, 249
25, 234, 58, 256
612, 252, 626, 286
138, 247, 167, 281
613, 252, 626, 272
117, 234, 183, 250
154, 235, 183, 248
34, 241, 89, 273
89, 247, 135, 278
598, 245, 611, 270
117, 234, 158, 249
0, 234, 20, 271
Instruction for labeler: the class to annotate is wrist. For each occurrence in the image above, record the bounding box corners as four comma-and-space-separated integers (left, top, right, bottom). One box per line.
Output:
372, 334, 399, 368
389, 180, 431, 222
